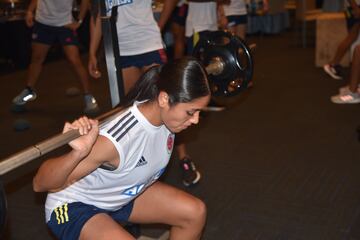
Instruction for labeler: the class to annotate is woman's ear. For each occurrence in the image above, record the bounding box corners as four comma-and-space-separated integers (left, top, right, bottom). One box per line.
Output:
158, 91, 169, 108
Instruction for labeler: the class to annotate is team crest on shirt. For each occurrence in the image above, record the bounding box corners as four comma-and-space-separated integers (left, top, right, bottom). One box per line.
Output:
167, 134, 174, 154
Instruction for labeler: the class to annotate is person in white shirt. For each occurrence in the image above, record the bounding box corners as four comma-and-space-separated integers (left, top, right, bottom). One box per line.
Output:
33, 57, 211, 240
186, 0, 218, 54
218, 0, 248, 40
88, 0, 177, 94
12, 0, 99, 114
185, 0, 227, 111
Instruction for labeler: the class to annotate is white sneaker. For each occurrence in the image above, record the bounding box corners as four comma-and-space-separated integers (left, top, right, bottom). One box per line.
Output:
12, 87, 37, 106
323, 64, 342, 80
84, 94, 99, 114
331, 92, 360, 104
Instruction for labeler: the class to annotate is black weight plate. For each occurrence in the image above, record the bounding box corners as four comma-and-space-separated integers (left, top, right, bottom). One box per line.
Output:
193, 30, 254, 97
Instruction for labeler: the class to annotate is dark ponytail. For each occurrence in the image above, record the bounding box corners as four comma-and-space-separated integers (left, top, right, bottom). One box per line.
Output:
122, 57, 210, 107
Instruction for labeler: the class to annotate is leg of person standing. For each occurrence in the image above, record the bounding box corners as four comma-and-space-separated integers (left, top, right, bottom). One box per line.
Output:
323, 23, 360, 80
171, 2, 188, 59
61, 31, 99, 114
25, 43, 51, 91
323, 1, 360, 80
218, 0, 248, 40
12, 22, 52, 106
13, 0, 99, 114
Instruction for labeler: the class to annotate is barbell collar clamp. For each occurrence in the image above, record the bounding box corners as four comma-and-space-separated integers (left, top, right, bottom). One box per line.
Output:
206, 57, 225, 76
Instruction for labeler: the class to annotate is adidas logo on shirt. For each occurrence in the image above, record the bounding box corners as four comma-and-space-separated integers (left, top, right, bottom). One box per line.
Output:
135, 156, 148, 168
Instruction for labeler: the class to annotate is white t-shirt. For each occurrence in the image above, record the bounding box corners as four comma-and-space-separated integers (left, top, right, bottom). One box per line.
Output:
45, 102, 174, 222
35, 0, 74, 27
185, 1, 218, 37
223, 0, 247, 16
106, 0, 164, 56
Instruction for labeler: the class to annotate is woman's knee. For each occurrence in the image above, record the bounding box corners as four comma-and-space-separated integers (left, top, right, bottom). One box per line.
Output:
67, 54, 83, 67
194, 198, 207, 224
181, 197, 207, 226
30, 44, 49, 64
31, 52, 47, 64
64, 46, 82, 66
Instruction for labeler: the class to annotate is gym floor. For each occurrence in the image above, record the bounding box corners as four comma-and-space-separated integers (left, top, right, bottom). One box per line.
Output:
1, 31, 360, 240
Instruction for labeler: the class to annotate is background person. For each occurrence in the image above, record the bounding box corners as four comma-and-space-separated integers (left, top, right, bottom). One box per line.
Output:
12, 0, 99, 114
218, 0, 248, 40
186, 0, 226, 111
323, 0, 360, 80
88, 0, 177, 94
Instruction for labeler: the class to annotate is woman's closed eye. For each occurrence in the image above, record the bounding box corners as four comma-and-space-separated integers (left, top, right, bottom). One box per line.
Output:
186, 110, 196, 116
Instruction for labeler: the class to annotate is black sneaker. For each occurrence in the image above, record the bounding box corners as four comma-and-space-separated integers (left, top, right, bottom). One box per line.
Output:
180, 157, 201, 187
203, 99, 225, 112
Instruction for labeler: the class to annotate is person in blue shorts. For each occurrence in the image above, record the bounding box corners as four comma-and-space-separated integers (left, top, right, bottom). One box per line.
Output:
88, 0, 177, 94
33, 57, 210, 240
12, 0, 99, 114
218, 0, 248, 40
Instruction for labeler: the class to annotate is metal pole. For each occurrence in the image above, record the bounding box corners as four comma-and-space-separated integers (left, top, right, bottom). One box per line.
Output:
100, 1, 125, 107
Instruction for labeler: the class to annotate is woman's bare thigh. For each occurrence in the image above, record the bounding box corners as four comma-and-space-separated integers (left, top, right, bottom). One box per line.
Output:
129, 181, 204, 225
